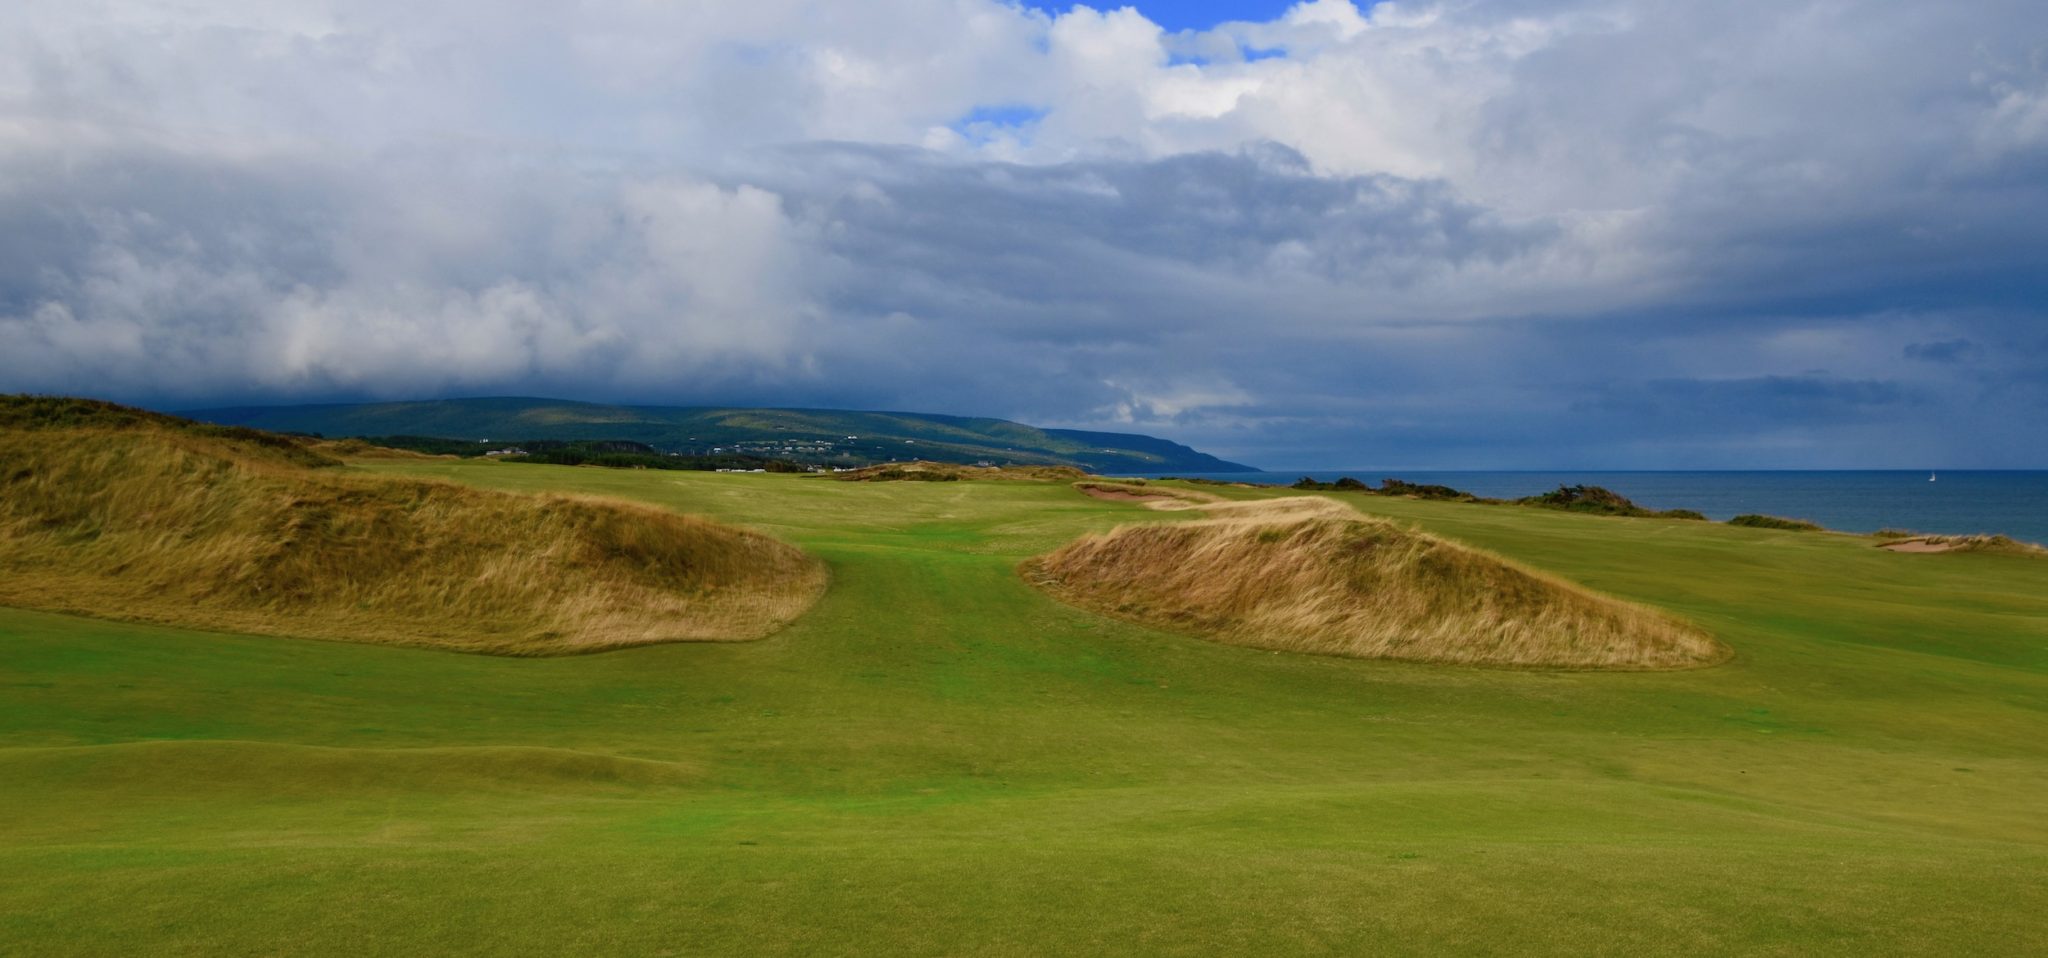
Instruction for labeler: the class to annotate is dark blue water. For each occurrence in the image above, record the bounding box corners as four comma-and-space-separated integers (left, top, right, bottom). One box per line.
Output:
1129, 470, 2048, 545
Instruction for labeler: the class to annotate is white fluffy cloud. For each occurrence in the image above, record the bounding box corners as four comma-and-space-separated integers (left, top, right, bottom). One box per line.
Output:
3, 0, 2046, 465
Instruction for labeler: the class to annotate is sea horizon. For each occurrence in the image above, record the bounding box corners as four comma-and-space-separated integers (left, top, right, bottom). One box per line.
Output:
1122, 469, 2048, 545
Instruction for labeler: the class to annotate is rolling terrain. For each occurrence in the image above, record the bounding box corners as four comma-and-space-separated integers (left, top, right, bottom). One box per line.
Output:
1025, 502, 1724, 669
185, 396, 1255, 473
1, 443, 2044, 954
0, 398, 824, 653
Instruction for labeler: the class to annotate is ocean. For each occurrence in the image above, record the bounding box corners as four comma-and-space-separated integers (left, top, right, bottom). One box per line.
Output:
1127, 470, 2048, 546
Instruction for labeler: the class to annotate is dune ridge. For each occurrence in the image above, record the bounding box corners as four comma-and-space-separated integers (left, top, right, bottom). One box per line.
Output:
1024, 503, 1724, 670
0, 397, 826, 654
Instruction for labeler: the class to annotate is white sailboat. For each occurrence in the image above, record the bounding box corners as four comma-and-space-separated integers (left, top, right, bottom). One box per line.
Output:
1928, 472, 1937, 482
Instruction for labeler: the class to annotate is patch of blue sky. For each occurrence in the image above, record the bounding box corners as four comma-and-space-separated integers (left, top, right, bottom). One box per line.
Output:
959, 105, 1048, 128
1166, 43, 1287, 66
950, 105, 1050, 144
1016, 1, 1306, 34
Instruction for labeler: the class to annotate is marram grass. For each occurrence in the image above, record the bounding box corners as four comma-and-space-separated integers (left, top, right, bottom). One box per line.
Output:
0, 403, 824, 654
1025, 512, 1725, 670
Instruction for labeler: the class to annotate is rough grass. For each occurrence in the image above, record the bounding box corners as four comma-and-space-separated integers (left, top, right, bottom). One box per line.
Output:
1518, 484, 1708, 520
1878, 534, 2047, 557
1729, 514, 1826, 531
2, 394, 343, 469
834, 460, 1088, 482
311, 437, 446, 460
0, 403, 825, 654
1023, 513, 1726, 670
1072, 480, 1221, 509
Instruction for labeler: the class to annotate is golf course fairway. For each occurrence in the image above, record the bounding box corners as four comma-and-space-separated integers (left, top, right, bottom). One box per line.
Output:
3, 462, 2044, 956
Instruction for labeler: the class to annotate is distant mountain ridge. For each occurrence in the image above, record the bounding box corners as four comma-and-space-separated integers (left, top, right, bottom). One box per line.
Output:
183, 397, 1257, 473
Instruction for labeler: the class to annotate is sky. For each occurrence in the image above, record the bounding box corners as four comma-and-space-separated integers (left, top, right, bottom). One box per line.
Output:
1020, 1, 1304, 33
2, 1, 2046, 469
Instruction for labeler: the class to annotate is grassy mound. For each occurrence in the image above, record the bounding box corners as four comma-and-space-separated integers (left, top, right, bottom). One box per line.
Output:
1519, 484, 1707, 520
1023, 515, 1724, 670
312, 437, 448, 460
1729, 514, 1826, 532
1292, 476, 1486, 500
0, 397, 826, 654
834, 460, 1088, 482
3, 395, 344, 469
1289, 477, 1707, 520
1072, 480, 1221, 508
1877, 534, 2046, 556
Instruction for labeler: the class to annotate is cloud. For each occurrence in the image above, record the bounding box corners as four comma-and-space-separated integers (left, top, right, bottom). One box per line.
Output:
1904, 339, 1980, 364
0, 144, 820, 398
1, 0, 2046, 467
1576, 375, 1915, 425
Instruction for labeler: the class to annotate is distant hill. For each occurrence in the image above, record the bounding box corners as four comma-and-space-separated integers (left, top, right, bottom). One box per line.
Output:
182, 397, 1257, 473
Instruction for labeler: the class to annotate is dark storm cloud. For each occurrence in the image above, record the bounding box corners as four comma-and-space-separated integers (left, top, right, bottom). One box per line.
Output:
1574, 376, 1914, 427
1904, 340, 1979, 364
3, 0, 2047, 466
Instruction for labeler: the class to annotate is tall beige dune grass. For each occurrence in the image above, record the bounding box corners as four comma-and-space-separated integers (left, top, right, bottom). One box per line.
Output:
0, 398, 826, 654
1023, 512, 1725, 670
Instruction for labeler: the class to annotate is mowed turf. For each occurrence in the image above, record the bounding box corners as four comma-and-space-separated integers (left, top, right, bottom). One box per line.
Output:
2, 462, 2045, 956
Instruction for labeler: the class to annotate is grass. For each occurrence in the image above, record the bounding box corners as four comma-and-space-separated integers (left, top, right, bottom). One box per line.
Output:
1876, 533, 2048, 557
834, 460, 1090, 481
1072, 479, 1222, 507
1729, 514, 1827, 532
1, 465, 2045, 955
0, 401, 825, 653
1024, 511, 1723, 669
1518, 484, 1708, 520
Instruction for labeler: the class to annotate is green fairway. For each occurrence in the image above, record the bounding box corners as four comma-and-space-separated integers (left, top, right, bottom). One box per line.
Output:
4, 462, 2045, 956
